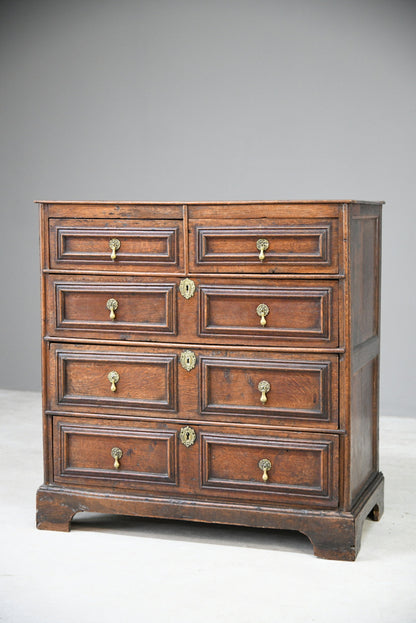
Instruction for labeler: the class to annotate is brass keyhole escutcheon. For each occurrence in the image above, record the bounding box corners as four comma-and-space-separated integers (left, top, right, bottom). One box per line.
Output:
180, 426, 196, 447
258, 458, 272, 482
106, 298, 118, 320
111, 447, 123, 469
258, 380, 271, 404
256, 238, 269, 261
179, 278, 196, 299
107, 370, 120, 392
109, 238, 121, 261
256, 303, 269, 327
180, 350, 196, 371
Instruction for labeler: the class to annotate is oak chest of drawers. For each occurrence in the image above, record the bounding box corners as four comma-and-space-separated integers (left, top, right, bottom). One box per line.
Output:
36, 200, 384, 560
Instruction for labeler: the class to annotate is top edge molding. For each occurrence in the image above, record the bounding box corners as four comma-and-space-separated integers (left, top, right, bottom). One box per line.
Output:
35, 200, 384, 205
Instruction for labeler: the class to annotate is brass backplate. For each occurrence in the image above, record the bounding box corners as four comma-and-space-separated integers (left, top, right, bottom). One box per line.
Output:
180, 426, 196, 447
109, 238, 121, 251
179, 278, 196, 299
256, 303, 270, 318
258, 380, 271, 394
180, 349, 196, 371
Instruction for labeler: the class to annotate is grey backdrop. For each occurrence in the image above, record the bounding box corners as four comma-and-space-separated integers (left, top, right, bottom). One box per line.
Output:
1, 0, 415, 416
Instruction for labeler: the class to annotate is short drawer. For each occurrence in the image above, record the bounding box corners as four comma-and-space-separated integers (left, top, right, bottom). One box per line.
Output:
48, 343, 178, 414
200, 429, 339, 508
53, 416, 178, 490
190, 218, 339, 274
198, 280, 339, 347
199, 354, 338, 428
46, 275, 177, 339
49, 218, 183, 271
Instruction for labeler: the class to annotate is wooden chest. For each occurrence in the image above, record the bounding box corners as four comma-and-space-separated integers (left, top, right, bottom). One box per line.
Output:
36, 201, 384, 560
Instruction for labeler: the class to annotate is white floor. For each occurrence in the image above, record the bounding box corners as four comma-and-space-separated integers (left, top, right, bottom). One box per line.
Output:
0, 390, 415, 623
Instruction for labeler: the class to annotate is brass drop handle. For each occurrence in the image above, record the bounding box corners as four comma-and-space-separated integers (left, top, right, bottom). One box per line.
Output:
111, 447, 123, 469
256, 238, 269, 261
106, 298, 118, 320
109, 238, 121, 260
107, 370, 120, 392
258, 458, 272, 482
256, 303, 269, 326
258, 380, 271, 404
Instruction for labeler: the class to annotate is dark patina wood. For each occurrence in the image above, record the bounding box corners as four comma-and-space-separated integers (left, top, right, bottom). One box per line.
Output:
36, 200, 384, 560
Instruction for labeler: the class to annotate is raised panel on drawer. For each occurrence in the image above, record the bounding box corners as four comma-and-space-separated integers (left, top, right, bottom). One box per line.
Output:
199, 355, 338, 428
200, 430, 339, 508
48, 343, 177, 414
189, 218, 339, 273
198, 280, 338, 347
53, 416, 178, 489
47, 276, 176, 339
49, 218, 183, 271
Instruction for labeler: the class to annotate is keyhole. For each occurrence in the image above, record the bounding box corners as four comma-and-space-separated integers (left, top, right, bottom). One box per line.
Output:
186, 284, 189, 294
186, 432, 190, 440
186, 357, 190, 365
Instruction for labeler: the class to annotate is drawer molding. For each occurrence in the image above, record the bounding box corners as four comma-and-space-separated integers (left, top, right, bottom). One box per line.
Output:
54, 281, 177, 335
191, 220, 339, 273
199, 356, 337, 425
55, 421, 178, 486
200, 432, 339, 507
197, 225, 331, 263
199, 284, 336, 346
55, 226, 178, 263
54, 348, 178, 412
49, 218, 183, 271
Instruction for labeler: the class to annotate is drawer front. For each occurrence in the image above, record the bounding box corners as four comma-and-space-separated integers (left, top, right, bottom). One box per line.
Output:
199, 355, 338, 428
198, 281, 338, 347
48, 343, 177, 414
46, 276, 176, 339
53, 417, 178, 490
49, 218, 183, 271
52, 418, 338, 507
47, 344, 339, 427
190, 218, 339, 274
200, 429, 339, 508
46, 276, 338, 348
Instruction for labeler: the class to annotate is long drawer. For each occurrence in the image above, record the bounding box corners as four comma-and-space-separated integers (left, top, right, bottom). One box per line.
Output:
46, 343, 339, 428
45, 275, 339, 348
52, 416, 339, 508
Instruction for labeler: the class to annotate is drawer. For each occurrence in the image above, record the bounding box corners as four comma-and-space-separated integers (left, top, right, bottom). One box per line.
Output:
45, 275, 338, 348
52, 417, 339, 508
200, 428, 339, 508
46, 275, 177, 339
189, 218, 340, 274
49, 218, 183, 271
53, 416, 179, 491
48, 343, 178, 414
199, 353, 338, 428
198, 279, 339, 347
47, 344, 339, 427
